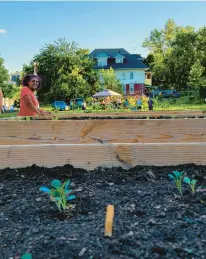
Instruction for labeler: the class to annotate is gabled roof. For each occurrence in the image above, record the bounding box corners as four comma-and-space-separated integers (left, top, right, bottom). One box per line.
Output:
89, 48, 148, 70
90, 48, 130, 58
114, 53, 125, 59
95, 52, 110, 58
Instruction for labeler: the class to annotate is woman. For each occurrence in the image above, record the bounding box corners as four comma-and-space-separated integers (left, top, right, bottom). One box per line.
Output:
18, 74, 49, 117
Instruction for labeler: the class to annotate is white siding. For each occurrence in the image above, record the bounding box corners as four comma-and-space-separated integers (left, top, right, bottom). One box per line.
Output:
115, 69, 145, 84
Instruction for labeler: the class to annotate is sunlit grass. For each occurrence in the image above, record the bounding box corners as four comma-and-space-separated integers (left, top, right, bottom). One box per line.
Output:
1, 103, 205, 119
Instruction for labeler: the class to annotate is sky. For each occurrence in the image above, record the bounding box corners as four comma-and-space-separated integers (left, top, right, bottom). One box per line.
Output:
0, 1, 206, 73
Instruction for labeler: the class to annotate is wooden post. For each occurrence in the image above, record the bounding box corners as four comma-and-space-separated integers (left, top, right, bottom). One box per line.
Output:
105, 205, 114, 237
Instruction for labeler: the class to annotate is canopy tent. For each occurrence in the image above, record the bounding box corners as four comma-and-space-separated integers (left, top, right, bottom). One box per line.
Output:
92, 89, 122, 98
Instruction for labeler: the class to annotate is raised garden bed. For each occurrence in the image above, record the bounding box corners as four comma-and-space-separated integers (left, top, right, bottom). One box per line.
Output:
0, 115, 206, 169
0, 112, 206, 258
1, 164, 206, 258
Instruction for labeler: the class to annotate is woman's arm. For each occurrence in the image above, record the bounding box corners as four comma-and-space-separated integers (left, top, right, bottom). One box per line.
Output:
23, 95, 43, 116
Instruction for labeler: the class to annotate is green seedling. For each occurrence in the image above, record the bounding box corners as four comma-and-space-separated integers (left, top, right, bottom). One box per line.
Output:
40, 179, 76, 212
168, 170, 184, 196
21, 253, 32, 259
183, 177, 197, 195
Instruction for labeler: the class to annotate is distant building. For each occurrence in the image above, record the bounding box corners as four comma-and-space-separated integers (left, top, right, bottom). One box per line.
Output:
89, 48, 150, 96
10, 72, 20, 83
145, 71, 152, 86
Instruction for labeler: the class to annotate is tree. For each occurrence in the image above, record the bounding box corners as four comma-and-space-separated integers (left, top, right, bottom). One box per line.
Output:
143, 19, 180, 87
142, 19, 206, 92
163, 30, 197, 90
187, 61, 205, 87
22, 38, 100, 102
195, 27, 206, 97
0, 56, 9, 96
196, 26, 206, 71
99, 67, 124, 94
0, 82, 19, 99
0, 56, 19, 99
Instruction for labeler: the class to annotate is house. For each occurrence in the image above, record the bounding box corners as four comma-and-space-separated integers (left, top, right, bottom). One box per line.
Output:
145, 71, 152, 86
89, 48, 149, 96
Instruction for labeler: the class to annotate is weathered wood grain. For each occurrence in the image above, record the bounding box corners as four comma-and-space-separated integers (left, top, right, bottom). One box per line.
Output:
0, 119, 205, 145
0, 143, 205, 170
35, 110, 206, 119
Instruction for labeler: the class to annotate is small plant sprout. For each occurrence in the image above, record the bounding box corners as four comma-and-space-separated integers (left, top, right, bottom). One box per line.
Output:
40, 179, 76, 212
21, 252, 32, 259
183, 177, 198, 195
168, 170, 184, 196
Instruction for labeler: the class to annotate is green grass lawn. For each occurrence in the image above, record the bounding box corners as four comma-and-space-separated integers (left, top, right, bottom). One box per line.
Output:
0, 103, 205, 119
43, 103, 206, 113
153, 104, 206, 111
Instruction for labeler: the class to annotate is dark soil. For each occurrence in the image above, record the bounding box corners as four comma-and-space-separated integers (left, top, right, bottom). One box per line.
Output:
34, 115, 206, 120
0, 164, 206, 259
58, 116, 206, 120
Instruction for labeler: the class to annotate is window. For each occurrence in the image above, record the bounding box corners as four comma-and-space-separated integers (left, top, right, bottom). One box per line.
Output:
129, 84, 134, 94
121, 72, 126, 80
98, 58, 107, 67
116, 58, 123, 63
130, 72, 134, 80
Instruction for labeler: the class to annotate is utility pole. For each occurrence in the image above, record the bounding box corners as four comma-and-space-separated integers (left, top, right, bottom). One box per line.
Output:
34, 62, 38, 75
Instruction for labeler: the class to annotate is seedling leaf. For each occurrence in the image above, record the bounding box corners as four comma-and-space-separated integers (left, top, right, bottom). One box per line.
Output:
173, 170, 183, 178
183, 177, 191, 184
63, 180, 71, 190
67, 195, 76, 201
51, 179, 62, 189
39, 187, 50, 193
191, 179, 197, 185
21, 253, 32, 259
168, 174, 175, 179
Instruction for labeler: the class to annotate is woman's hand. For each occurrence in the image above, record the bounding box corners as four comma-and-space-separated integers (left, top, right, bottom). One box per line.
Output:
38, 109, 51, 116
38, 109, 54, 119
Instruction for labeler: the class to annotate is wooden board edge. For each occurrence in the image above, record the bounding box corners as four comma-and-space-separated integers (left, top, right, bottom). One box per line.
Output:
0, 143, 206, 170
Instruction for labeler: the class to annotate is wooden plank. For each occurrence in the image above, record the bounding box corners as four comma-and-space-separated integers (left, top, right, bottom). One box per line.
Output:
51, 110, 206, 119
1, 111, 205, 121
0, 119, 205, 145
0, 143, 205, 170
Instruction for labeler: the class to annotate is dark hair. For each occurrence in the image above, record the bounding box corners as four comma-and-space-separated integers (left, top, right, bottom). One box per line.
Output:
22, 74, 41, 89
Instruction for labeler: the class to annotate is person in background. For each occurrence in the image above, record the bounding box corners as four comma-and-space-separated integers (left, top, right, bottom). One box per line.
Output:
123, 98, 129, 109
17, 74, 50, 117
137, 97, 142, 111
117, 97, 122, 109
148, 97, 154, 111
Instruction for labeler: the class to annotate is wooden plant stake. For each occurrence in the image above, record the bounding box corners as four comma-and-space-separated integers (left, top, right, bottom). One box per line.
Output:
104, 204, 114, 237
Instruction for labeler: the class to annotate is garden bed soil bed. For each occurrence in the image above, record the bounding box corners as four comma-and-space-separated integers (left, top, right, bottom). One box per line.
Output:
1, 164, 206, 259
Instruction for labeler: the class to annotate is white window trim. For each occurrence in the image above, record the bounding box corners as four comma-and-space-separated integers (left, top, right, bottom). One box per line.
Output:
129, 84, 134, 94
98, 58, 107, 67
130, 72, 134, 80
116, 58, 123, 64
